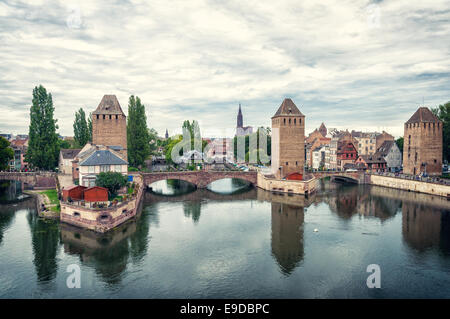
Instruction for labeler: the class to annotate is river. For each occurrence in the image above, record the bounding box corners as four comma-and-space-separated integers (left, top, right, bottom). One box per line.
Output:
0, 178, 449, 298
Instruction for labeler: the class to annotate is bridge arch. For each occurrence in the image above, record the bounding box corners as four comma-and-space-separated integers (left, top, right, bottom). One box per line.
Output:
142, 171, 257, 189
331, 175, 359, 184
312, 172, 365, 184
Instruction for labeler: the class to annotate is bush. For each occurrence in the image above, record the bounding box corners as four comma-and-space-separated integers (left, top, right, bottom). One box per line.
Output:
96, 172, 128, 196
128, 167, 139, 172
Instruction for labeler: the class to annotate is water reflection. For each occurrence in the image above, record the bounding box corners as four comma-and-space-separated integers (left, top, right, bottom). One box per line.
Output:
1, 176, 450, 298
26, 211, 60, 284
271, 202, 304, 275
0, 180, 25, 204
60, 202, 151, 285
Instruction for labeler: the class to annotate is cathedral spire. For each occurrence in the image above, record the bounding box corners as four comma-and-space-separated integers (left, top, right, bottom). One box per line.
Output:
237, 103, 243, 128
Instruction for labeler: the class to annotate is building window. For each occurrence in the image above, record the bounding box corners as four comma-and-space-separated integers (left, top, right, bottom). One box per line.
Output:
284, 118, 286, 125
88, 166, 95, 173
286, 162, 288, 165
100, 165, 110, 172
289, 118, 291, 125
294, 119, 296, 125
96, 114, 99, 119
73, 212, 80, 217
116, 115, 118, 119
103, 115, 105, 119
115, 165, 122, 172
109, 115, 112, 119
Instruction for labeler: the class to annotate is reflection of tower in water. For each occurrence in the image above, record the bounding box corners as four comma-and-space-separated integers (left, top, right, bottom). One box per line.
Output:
271, 202, 304, 275
402, 202, 450, 254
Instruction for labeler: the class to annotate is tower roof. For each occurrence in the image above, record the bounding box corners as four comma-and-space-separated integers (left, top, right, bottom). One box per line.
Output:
273, 98, 304, 117
406, 107, 440, 124
93, 95, 125, 115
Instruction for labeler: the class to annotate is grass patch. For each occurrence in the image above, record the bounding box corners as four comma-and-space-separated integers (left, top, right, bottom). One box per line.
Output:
39, 189, 59, 205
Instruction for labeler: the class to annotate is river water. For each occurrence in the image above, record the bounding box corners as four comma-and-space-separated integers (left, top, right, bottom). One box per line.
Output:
0, 178, 449, 298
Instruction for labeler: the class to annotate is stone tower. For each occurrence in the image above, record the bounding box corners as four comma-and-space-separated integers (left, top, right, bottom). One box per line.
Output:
271, 98, 305, 179
403, 107, 442, 176
92, 95, 127, 160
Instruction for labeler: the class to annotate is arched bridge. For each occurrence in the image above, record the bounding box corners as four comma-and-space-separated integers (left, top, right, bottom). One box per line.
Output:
312, 171, 369, 184
142, 170, 257, 188
0, 172, 57, 188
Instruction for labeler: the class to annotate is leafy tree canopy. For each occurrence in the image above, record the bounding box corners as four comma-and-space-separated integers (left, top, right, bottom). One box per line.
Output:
73, 108, 90, 148
431, 101, 450, 162
127, 95, 151, 168
0, 137, 14, 171
26, 85, 59, 170
95, 171, 128, 195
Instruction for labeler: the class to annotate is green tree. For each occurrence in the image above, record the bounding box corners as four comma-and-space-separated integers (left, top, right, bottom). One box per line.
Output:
58, 139, 71, 149
395, 137, 404, 154
148, 128, 159, 155
26, 85, 59, 170
127, 95, 151, 168
0, 137, 14, 171
431, 101, 450, 162
95, 171, 128, 196
87, 112, 92, 142
73, 108, 90, 148
165, 135, 183, 164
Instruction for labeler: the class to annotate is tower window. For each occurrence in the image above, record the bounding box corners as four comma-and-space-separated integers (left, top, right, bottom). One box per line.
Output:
103, 115, 105, 119
286, 162, 288, 165
289, 118, 291, 125
284, 118, 286, 125
116, 115, 118, 119
109, 115, 112, 119
294, 118, 296, 125
96, 114, 99, 119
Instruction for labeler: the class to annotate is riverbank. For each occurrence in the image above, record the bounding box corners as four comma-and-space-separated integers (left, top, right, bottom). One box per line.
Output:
23, 189, 60, 219
369, 174, 450, 198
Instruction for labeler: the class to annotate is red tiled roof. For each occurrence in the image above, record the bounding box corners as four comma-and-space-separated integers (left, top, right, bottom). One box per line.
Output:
273, 98, 304, 117
406, 107, 441, 123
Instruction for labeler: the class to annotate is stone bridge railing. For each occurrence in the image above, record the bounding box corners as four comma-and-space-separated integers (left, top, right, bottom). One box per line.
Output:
312, 171, 369, 184
0, 171, 56, 188
142, 170, 257, 188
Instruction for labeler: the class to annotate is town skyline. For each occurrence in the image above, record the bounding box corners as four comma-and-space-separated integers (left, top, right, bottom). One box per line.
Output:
1, 1, 449, 138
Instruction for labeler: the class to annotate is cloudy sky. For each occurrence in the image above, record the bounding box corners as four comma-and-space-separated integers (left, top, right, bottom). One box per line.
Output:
0, 0, 449, 138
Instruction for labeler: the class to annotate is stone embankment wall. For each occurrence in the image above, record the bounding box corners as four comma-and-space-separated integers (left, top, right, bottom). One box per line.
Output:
370, 174, 450, 198
257, 172, 318, 195
60, 174, 145, 233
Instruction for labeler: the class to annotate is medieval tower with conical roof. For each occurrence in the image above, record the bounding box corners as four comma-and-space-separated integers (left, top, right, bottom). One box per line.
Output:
92, 95, 127, 160
271, 98, 305, 179
403, 106, 442, 176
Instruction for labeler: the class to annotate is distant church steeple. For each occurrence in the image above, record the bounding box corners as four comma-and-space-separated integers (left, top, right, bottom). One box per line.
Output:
165, 129, 169, 139
237, 103, 243, 128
